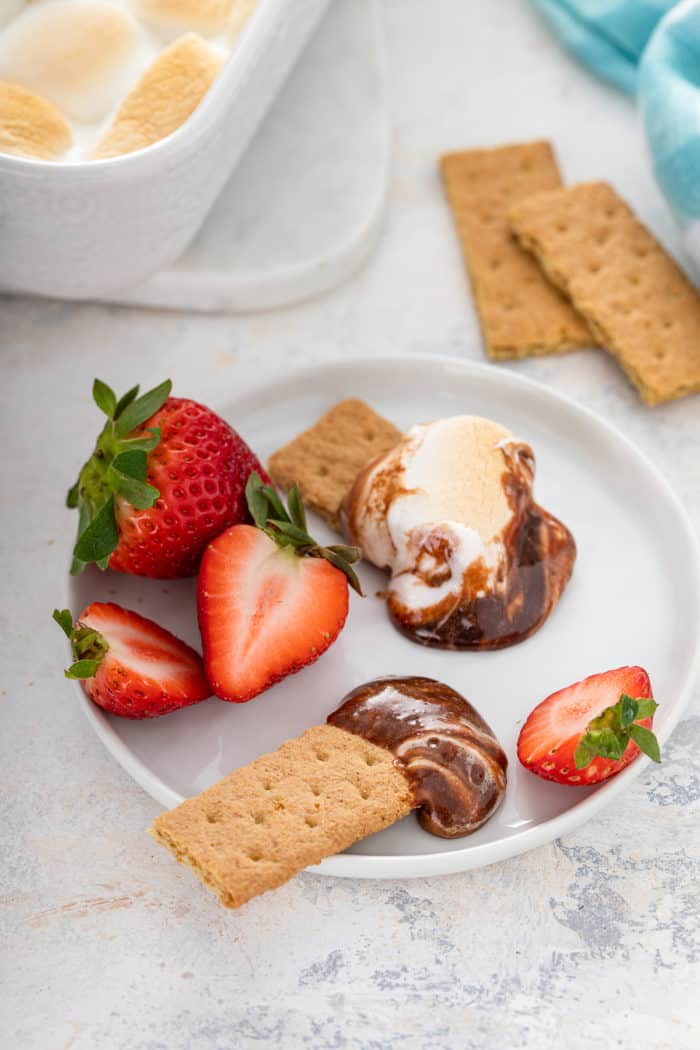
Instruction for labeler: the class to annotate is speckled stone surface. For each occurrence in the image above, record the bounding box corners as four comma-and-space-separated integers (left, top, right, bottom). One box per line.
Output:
2, 1, 699, 1047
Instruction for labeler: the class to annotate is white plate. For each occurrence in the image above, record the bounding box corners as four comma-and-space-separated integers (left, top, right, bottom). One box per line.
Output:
69, 355, 700, 879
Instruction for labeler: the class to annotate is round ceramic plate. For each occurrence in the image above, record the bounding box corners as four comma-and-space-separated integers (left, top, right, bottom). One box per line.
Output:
69, 355, 700, 878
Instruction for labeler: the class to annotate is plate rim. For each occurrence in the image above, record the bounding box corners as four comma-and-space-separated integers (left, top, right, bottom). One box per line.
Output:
73, 353, 700, 879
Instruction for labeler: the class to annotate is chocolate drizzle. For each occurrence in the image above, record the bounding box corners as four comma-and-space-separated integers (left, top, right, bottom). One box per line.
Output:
328, 676, 507, 838
389, 441, 576, 649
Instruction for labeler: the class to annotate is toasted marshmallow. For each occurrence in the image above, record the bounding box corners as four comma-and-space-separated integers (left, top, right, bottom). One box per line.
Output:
0, 1, 146, 123
0, 79, 72, 159
347, 416, 516, 613
136, 0, 235, 34
345, 415, 575, 650
93, 33, 224, 159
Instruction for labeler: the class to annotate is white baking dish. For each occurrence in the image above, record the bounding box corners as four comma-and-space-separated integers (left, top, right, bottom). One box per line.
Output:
0, 0, 329, 300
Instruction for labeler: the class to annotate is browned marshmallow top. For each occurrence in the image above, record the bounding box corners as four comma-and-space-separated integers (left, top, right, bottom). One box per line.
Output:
328, 676, 507, 838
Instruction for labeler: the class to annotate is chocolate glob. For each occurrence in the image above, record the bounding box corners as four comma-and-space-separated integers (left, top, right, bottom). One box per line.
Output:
328, 676, 507, 838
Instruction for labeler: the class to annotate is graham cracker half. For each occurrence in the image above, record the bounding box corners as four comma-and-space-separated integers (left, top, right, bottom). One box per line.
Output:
150, 725, 413, 910
440, 140, 593, 360
268, 399, 402, 529
509, 181, 700, 405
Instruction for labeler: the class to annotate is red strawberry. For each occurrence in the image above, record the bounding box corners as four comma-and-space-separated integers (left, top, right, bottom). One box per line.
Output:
198, 474, 362, 702
517, 666, 660, 785
67, 379, 269, 579
54, 602, 211, 719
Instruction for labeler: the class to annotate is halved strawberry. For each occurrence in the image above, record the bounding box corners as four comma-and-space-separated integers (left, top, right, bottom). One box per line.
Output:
54, 602, 211, 719
198, 474, 362, 702
517, 666, 660, 785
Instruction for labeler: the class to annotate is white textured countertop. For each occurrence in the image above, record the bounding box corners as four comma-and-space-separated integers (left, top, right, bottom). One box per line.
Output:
2, 2, 699, 1047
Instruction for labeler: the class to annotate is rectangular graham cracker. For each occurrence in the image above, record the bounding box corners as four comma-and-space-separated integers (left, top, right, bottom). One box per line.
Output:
440, 141, 593, 360
509, 181, 700, 405
267, 399, 402, 528
150, 725, 414, 910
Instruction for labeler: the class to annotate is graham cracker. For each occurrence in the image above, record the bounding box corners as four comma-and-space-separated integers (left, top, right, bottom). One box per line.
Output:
440, 141, 593, 360
509, 181, 700, 405
267, 399, 402, 529
150, 724, 413, 910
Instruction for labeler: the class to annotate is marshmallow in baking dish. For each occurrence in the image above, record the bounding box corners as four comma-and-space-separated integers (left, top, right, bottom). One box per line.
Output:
137, 0, 234, 34
93, 33, 224, 160
0, 0, 147, 123
0, 80, 72, 160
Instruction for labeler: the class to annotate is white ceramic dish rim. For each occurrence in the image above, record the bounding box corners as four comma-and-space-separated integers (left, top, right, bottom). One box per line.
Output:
74, 354, 700, 879
0, 0, 290, 177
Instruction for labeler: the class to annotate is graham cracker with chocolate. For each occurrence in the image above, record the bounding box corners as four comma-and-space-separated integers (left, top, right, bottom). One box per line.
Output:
440, 141, 593, 360
150, 725, 414, 910
510, 181, 700, 405
268, 399, 402, 528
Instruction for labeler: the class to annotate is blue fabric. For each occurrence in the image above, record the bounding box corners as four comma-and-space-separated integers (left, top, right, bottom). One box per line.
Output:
532, 0, 700, 282
531, 0, 676, 93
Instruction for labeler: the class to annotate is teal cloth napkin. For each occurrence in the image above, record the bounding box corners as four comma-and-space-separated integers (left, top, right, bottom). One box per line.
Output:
532, 0, 700, 282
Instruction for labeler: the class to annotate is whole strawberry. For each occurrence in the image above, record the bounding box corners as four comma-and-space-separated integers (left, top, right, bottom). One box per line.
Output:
54, 603, 211, 718
67, 379, 269, 578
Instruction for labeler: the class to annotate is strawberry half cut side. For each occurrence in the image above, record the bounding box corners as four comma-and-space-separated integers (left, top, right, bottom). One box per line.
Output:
517, 666, 660, 786
54, 602, 211, 719
197, 474, 362, 703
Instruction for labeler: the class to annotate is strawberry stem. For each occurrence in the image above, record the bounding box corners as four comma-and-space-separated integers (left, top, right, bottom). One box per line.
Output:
574, 692, 660, 769
53, 608, 110, 679
67, 379, 172, 575
245, 473, 364, 595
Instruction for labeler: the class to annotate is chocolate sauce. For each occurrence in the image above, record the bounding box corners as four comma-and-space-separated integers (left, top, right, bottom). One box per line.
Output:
328, 676, 507, 838
347, 437, 576, 651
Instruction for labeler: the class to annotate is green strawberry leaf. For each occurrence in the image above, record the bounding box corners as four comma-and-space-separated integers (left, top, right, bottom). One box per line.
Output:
268, 519, 317, 548
588, 727, 628, 761
318, 548, 363, 595
112, 449, 148, 481
53, 608, 74, 638
114, 427, 161, 454
619, 693, 637, 729
110, 469, 160, 510
326, 544, 362, 564
114, 379, 171, 437
633, 698, 658, 720
70, 501, 91, 576
574, 735, 597, 770
68, 381, 171, 571
245, 472, 269, 529
73, 498, 118, 564
92, 379, 117, 419
287, 485, 307, 531
114, 384, 140, 420
260, 484, 290, 524
66, 481, 80, 509
65, 659, 101, 679
629, 724, 661, 763
574, 691, 662, 771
